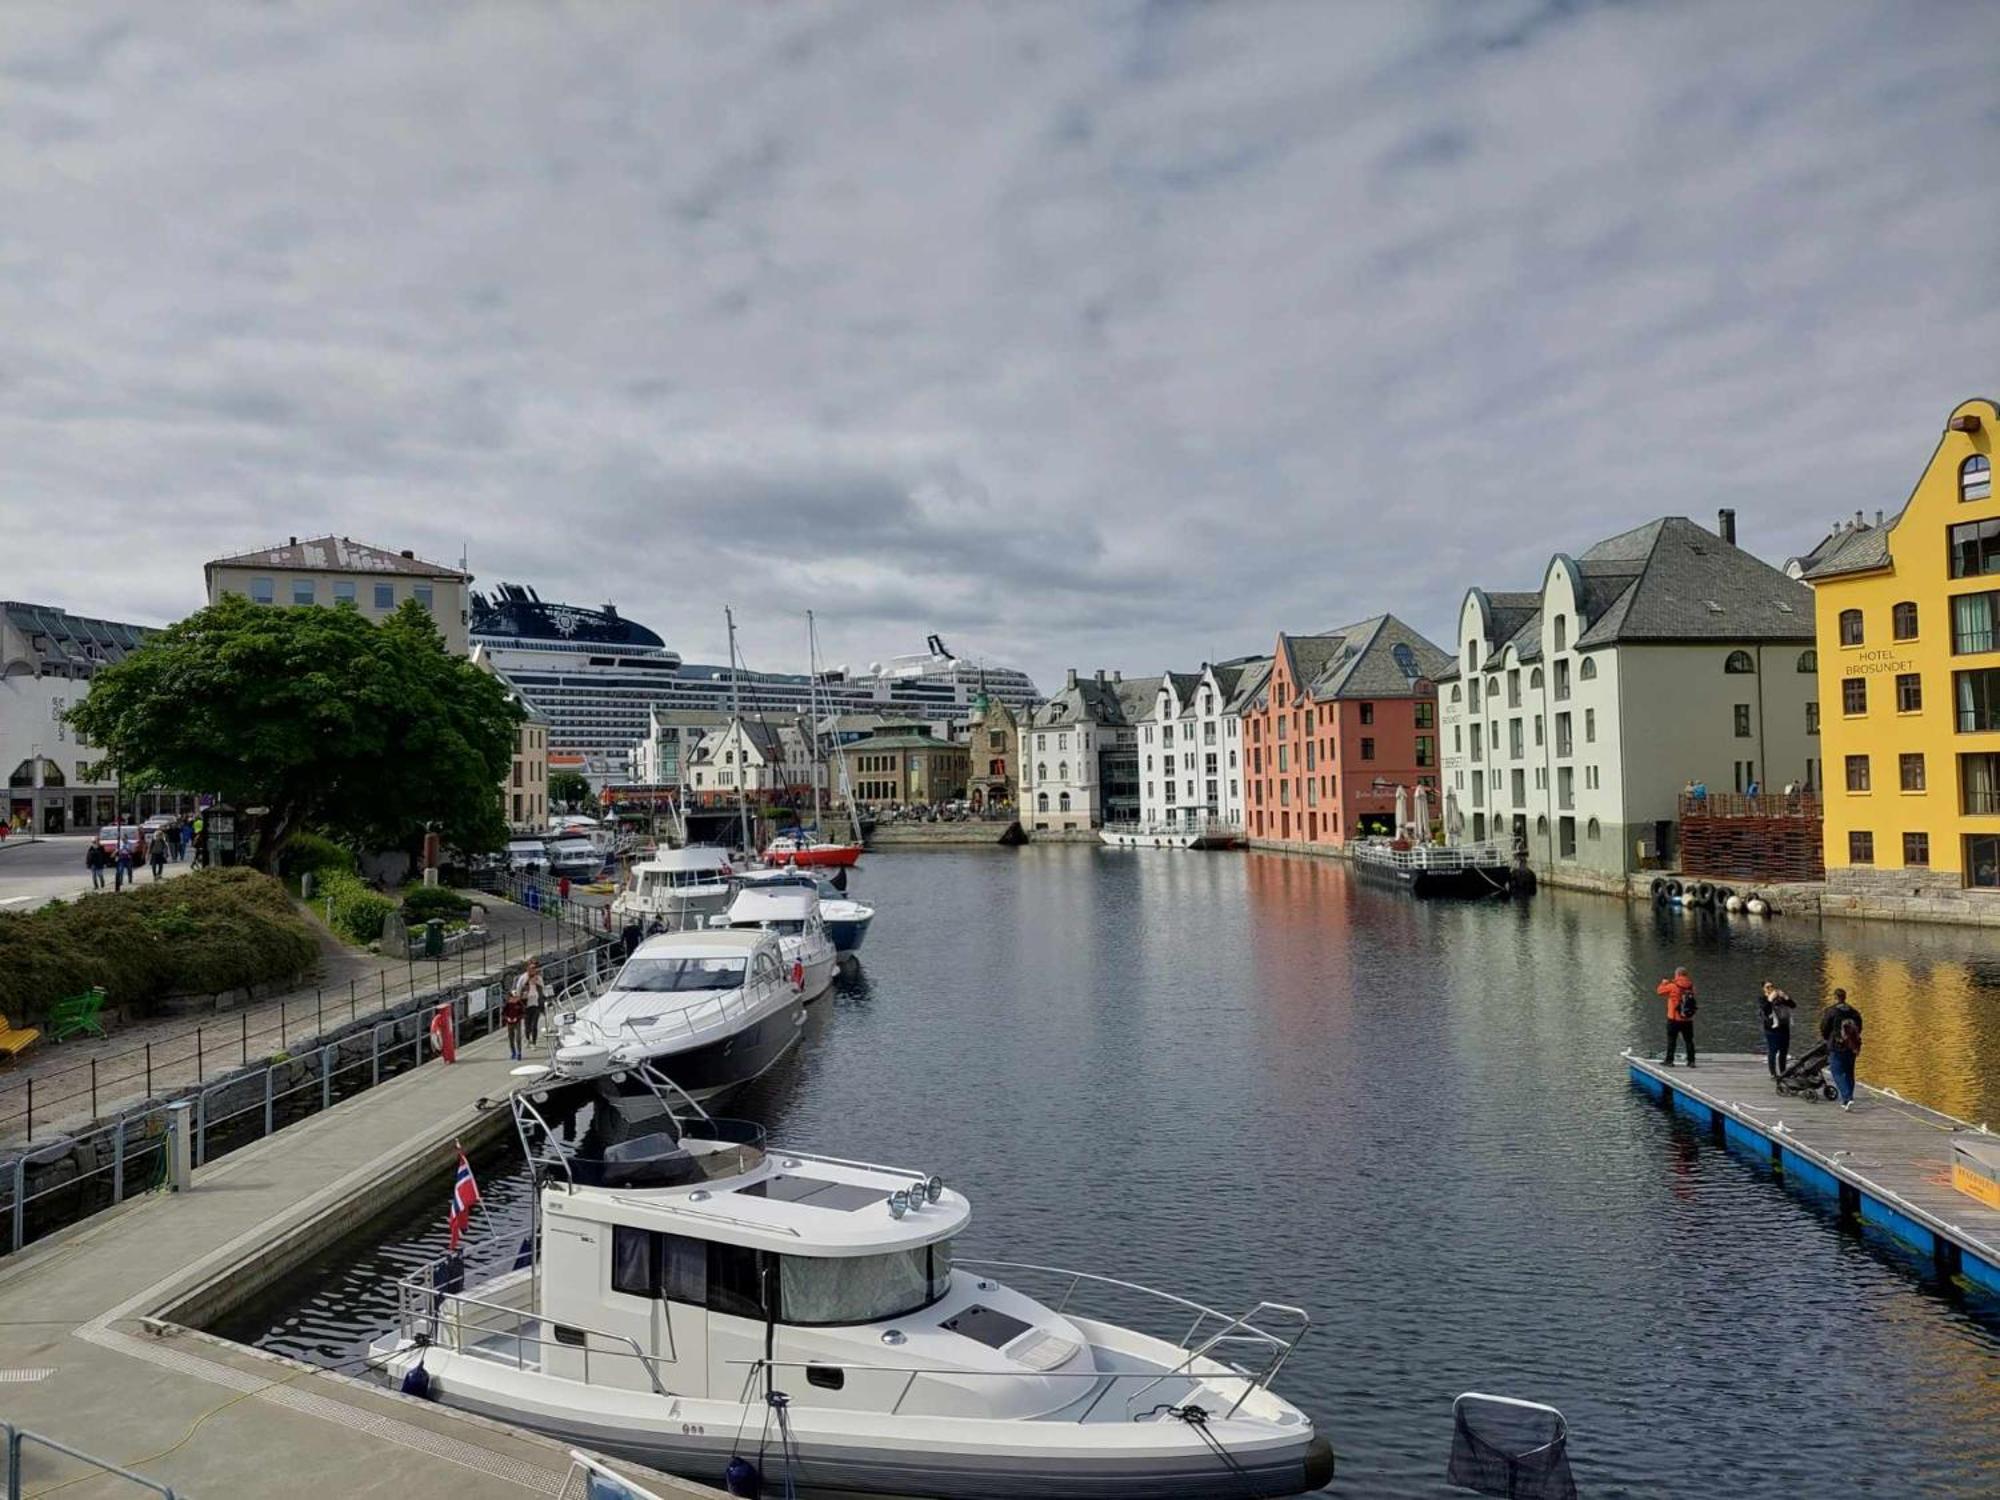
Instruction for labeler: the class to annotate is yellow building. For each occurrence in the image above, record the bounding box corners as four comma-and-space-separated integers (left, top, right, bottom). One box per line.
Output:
1806, 398, 2000, 894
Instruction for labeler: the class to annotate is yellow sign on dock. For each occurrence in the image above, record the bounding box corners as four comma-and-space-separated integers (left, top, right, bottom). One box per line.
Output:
1951, 1134, 2000, 1211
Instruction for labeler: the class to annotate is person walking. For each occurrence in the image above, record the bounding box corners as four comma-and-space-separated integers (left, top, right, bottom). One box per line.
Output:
86, 840, 107, 889
1658, 966, 1698, 1067
1820, 988, 1865, 1110
149, 834, 167, 882
113, 842, 133, 891
501, 983, 526, 1061
515, 959, 546, 1049
1758, 980, 1796, 1079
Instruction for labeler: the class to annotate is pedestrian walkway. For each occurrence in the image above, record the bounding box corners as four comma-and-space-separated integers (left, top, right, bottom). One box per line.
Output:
0, 892, 599, 1145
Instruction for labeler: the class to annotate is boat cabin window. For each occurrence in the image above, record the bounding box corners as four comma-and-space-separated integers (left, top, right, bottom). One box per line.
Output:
613, 1225, 710, 1303
612, 1227, 954, 1326
614, 956, 747, 993
778, 1243, 952, 1325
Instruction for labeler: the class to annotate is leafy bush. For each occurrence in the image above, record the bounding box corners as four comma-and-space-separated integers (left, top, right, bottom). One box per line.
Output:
319, 869, 394, 945
0, 869, 320, 1025
283, 831, 357, 880
401, 884, 471, 924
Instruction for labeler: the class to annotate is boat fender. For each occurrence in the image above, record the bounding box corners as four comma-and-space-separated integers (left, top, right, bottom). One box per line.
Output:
399, 1357, 433, 1401
1650, 877, 1666, 897
723, 1456, 761, 1497
1747, 898, 1769, 916
1725, 895, 1743, 913
1715, 885, 1734, 905
1694, 882, 1714, 906
1665, 879, 1683, 901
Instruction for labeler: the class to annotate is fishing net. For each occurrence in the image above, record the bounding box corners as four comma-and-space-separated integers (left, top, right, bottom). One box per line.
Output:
1447, 1394, 1577, 1499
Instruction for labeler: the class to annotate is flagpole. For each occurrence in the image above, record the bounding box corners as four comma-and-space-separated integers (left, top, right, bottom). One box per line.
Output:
451, 1140, 506, 1255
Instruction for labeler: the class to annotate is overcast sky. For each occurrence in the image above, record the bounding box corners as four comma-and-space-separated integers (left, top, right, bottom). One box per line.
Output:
3, 1, 1997, 690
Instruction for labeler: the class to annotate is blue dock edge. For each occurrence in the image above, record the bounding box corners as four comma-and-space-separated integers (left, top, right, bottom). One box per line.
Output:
1627, 1058, 2000, 1298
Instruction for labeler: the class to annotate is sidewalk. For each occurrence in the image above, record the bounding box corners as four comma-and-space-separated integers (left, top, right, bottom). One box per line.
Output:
0, 891, 599, 1144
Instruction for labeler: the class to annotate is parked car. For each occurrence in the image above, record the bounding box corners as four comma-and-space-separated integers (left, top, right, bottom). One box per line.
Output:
96, 824, 147, 859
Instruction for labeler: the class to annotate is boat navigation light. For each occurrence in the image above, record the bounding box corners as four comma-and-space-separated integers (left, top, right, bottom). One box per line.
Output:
881, 1330, 907, 1346
925, 1175, 944, 1203
888, 1190, 910, 1219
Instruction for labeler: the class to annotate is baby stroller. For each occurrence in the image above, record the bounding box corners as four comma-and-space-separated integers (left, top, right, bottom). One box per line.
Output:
1775, 1039, 1838, 1100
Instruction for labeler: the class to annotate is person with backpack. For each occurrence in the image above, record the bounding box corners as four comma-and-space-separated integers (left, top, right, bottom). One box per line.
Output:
85, 840, 107, 889
1758, 980, 1797, 1079
1819, 988, 1865, 1110
149, 833, 168, 882
1658, 966, 1698, 1067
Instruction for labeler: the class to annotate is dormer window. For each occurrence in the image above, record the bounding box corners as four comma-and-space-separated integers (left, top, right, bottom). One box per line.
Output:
1964, 454, 1992, 503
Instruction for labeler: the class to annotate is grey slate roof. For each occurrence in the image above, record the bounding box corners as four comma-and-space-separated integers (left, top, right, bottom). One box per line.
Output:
1572, 517, 1811, 645
207, 535, 467, 579
1030, 673, 1162, 730
1306, 615, 1455, 699
1802, 523, 1893, 580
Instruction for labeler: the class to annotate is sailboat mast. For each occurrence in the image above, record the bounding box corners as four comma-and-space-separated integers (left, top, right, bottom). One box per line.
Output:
808, 612, 826, 834
726, 606, 751, 857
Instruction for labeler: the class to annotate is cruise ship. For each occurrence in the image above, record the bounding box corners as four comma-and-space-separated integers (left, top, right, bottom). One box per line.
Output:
470, 584, 1038, 777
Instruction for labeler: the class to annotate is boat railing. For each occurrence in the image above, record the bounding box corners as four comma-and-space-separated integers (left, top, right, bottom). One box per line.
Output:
955, 1259, 1309, 1418
512, 1061, 722, 1193
1351, 840, 1510, 872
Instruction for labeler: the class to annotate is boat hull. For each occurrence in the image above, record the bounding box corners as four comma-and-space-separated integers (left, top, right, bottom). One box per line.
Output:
1100, 829, 1198, 849
607, 996, 806, 1103
824, 912, 871, 955
769, 843, 863, 868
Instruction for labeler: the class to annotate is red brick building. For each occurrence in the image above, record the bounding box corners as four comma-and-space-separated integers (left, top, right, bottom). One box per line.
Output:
1244, 615, 1452, 848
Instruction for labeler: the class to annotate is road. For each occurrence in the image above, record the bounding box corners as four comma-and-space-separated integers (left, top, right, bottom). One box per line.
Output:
0, 832, 193, 909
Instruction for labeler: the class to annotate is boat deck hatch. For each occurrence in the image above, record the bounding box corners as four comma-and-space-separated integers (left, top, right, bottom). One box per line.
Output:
942, 1304, 1033, 1350
733, 1176, 885, 1212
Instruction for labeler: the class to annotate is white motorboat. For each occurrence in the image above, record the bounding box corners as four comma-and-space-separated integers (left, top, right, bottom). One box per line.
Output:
722, 886, 838, 1002
735, 866, 875, 957
615, 846, 736, 933
546, 834, 608, 881
550, 930, 805, 1102
1099, 823, 1199, 850
371, 1083, 1332, 1499
506, 837, 549, 874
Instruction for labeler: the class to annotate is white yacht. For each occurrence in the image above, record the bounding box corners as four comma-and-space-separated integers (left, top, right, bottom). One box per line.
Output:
372, 1084, 1332, 1499
735, 867, 875, 957
546, 834, 608, 881
550, 931, 804, 1102
1099, 823, 1198, 850
722, 887, 838, 1002
615, 847, 736, 933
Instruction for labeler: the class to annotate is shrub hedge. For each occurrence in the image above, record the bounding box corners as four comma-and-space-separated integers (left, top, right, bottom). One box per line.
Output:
401, 884, 472, 924
318, 869, 394, 945
282, 831, 357, 879
0, 868, 321, 1025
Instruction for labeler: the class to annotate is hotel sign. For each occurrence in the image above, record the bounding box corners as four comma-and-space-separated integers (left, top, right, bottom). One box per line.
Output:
1849, 648, 1915, 676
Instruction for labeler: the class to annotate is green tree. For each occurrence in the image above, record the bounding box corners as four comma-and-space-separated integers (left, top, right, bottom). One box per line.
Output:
66, 594, 520, 871
547, 768, 591, 811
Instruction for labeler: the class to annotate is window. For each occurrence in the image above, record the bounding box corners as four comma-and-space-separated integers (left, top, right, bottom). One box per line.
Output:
1553, 660, 1570, 701
1360, 703, 1374, 725
1036, 763, 1045, 781
1839, 609, 1864, 646
333, 580, 356, 605
1970, 834, 2000, 888
291, 578, 315, 605
1056, 762, 1067, 782
1360, 738, 1375, 760
1965, 454, 1993, 502
1798, 649, 1818, 673
1587, 817, 1601, 841
1845, 754, 1871, 792
1058, 791, 1070, 813
707, 1241, 766, 1319
1037, 792, 1048, 812
1734, 704, 1751, 738
1962, 753, 2000, 814
414, 583, 435, 611
1506, 672, 1520, 709
1585, 708, 1596, 743
1901, 753, 1926, 792
777, 1246, 949, 1325
1450, 684, 1462, 704
1951, 517, 2000, 577
1530, 668, 1543, 690
1553, 616, 1567, 652
612, 1225, 655, 1297
375, 582, 395, 609
1415, 702, 1435, 729
1555, 713, 1572, 757
1724, 650, 1754, 674
1416, 736, 1435, 767
1896, 673, 1923, 713
1892, 602, 1919, 640
1578, 658, 1597, 681
1534, 714, 1544, 748
1952, 591, 2000, 654
1806, 702, 1820, 736
1842, 678, 1867, 715
1508, 719, 1523, 758
1849, 831, 1875, 864
1904, 832, 1930, 867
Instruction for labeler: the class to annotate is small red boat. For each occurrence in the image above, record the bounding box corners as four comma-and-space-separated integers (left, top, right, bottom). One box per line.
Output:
764, 832, 862, 868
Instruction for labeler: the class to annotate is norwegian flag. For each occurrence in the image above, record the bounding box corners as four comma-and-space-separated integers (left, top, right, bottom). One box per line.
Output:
447, 1149, 480, 1250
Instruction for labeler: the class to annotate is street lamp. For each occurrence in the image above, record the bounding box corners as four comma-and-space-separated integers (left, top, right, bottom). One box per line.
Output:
28, 742, 41, 844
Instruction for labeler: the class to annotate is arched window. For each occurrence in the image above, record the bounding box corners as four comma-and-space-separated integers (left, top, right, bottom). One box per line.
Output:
1724, 650, 1755, 674
1587, 817, 1601, 841
1058, 791, 1071, 813
1579, 659, 1598, 681
1892, 601, 1919, 641
1838, 609, 1864, 646
1036, 762, 1046, 781
1553, 616, 1567, 651
1057, 762, 1068, 781
1535, 815, 1549, 837
1797, 649, 1818, 673
1965, 454, 1992, 503
1529, 667, 1543, 689
1037, 791, 1049, 812
1449, 684, 1462, 703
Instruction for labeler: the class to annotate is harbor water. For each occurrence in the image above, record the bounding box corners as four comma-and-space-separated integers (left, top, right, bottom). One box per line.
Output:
216, 847, 2000, 1497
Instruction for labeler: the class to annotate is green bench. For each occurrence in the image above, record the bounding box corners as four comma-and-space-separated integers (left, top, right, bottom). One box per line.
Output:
50, 987, 108, 1042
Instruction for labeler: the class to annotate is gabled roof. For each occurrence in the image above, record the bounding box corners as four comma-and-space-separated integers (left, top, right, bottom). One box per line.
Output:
1306, 615, 1454, 699
1216, 657, 1272, 712
1029, 672, 1161, 729
1801, 523, 1892, 581
206, 535, 467, 579
1573, 517, 1811, 645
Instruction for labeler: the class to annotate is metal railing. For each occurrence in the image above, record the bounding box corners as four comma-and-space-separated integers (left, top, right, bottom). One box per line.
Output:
1, 938, 613, 1258
3, 1423, 177, 1498
1680, 792, 1824, 819
1354, 841, 1509, 872
394, 1274, 671, 1396
558, 1450, 679, 1500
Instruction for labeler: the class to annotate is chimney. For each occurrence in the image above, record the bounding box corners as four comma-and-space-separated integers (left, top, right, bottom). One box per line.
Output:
1716, 508, 1736, 546
1875, 509, 1884, 526
400, 549, 415, 558
1112, 669, 1122, 683
1065, 667, 1077, 689
1855, 510, 1864, 528
288, 535, 297, 545
1095, 668, 1105, 686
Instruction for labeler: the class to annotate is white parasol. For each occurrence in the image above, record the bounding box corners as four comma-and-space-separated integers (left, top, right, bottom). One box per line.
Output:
1394, 784, 1410, 840
1413, 784, 1432, 842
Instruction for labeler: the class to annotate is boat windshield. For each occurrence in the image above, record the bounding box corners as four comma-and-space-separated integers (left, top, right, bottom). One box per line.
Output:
615, 956, 747, 993
777, 1240, 954, 1326
735, 918, 803, 936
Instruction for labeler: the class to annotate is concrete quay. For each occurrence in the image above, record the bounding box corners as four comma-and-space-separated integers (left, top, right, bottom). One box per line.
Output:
0, 1020, 721, 1498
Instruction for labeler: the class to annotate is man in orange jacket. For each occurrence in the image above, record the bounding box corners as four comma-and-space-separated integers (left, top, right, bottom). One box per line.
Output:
1659, 967, 1697, 1066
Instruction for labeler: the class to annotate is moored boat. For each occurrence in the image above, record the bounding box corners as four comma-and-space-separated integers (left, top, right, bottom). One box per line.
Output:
723, 885, 838, 1001
735, 866, 875, 956
1100, 823, 1199, 850
765, 830, 863, 868
614, 846, 736, 933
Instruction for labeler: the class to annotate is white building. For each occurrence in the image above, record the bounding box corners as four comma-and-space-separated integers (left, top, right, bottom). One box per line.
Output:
686, 718, 823, 800
631, 707, 733, 789
1135, 657, 1270, 830
206, 536, 472, 654
1019, 669, 1160, 831
1439, 513, 1819, 877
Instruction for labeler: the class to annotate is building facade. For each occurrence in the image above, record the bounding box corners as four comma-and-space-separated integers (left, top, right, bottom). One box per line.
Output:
686, 719, 820, 803
1244, 617, 1450, 848
507, 712, 551, 832
1806, 398, 2000, 895
1136, 657, 1270, 831
1018, 669, 1160, 831
844, 730, 971, 806
962, 695, 1020, 814
1439, 514, 1819, 877
206, 536, 472, 654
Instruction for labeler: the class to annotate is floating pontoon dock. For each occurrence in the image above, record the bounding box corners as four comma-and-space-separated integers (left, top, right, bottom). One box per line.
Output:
1627, 1052, 2000, 1294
